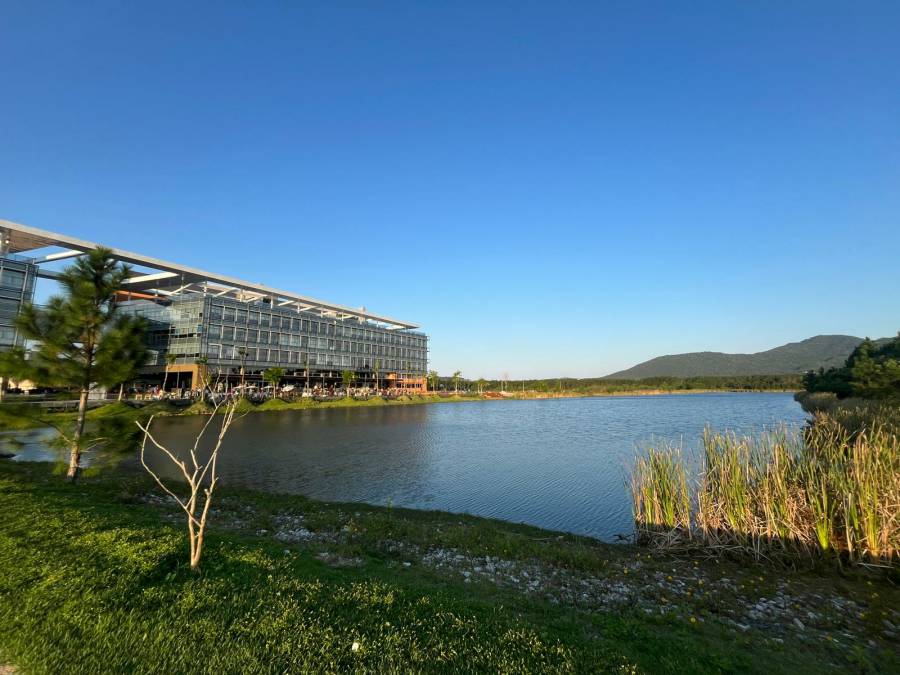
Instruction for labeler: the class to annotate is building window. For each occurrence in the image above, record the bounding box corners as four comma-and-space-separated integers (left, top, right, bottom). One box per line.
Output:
207, 324, 222, 339
0, 298, 19, 317
0, 269, 25, 289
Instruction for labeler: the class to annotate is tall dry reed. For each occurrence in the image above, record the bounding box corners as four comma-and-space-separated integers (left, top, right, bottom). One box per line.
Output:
630, 445, 691, 533
630, 409, 900, 566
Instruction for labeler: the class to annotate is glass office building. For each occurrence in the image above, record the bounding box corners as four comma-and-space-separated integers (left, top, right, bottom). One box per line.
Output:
118, 294, 428, 389
0, 219, 428, 392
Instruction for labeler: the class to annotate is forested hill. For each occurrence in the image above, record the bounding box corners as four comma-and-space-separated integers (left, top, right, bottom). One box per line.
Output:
605, 335, 870, 379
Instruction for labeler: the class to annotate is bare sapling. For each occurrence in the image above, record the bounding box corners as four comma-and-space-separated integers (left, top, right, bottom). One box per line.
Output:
136, 375, 240, 571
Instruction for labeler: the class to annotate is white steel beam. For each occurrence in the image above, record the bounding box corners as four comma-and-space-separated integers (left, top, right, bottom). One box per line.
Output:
37, 249, 83, 263
0, 219, 420, 329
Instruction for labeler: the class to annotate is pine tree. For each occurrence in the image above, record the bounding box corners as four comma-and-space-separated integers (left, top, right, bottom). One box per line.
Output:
0, 248, 147, 480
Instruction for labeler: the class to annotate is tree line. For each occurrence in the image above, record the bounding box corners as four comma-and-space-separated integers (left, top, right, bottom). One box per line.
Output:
553, 374, 802, 393
430, 373, 803, 394
802, 333, 900, 399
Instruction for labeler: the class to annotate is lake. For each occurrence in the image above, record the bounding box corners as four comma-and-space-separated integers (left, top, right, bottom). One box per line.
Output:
8, 393, 807, 541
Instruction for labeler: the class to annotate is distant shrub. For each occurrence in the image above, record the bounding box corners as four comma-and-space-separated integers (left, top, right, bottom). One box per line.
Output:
794, 390, 838, 414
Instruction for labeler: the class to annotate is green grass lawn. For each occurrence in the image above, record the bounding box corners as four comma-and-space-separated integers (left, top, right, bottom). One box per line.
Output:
1, 461, 896, 674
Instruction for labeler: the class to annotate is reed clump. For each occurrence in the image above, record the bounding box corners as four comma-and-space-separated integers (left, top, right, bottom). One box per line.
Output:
630, 446, 691, 534
630, 410, 900, 566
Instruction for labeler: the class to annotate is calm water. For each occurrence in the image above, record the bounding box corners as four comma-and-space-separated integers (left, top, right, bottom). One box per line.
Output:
8, 393, 806, 541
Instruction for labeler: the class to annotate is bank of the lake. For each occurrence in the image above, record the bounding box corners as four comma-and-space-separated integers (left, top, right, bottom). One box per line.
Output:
0, 393, 481, 433
0, 461, 896, 674
0, 386, 799, 434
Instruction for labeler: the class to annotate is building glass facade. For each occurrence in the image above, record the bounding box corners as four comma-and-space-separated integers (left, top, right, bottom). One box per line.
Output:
118, 295, 428, 388
0, 255, 37, 351
0, 221, 427, 392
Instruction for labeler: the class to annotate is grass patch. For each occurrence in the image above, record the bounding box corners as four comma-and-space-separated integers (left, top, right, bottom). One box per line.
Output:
179, 400, 214, 415
3, 462, 894, 673
256, 398, 292, 411
84, 401, 136, 418
0, 404, 47, 430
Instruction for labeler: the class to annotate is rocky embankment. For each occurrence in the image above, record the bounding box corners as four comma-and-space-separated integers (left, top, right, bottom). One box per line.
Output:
139, 492, 899, 661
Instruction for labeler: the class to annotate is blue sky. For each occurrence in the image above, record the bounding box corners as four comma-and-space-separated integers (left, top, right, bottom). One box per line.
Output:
2, 2, 898, 378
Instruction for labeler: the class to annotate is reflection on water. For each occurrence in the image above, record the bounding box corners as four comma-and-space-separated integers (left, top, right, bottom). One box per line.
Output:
8, 393, 807, 541
4, 415, 145, 470
2, 427, 61, 463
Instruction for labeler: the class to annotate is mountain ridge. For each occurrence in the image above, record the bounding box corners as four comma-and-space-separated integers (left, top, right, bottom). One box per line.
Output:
605, 335, 877, 379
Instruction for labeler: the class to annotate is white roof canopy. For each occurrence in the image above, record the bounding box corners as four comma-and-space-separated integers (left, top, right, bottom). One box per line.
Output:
0, 219, 419, 330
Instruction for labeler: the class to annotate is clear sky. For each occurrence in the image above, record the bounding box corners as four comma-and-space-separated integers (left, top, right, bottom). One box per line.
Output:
2, 2, 898, 378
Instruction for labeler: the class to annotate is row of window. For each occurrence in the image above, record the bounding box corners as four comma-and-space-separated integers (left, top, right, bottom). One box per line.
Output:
0, 325, 17, 345
119, 299, 427, 372
0, 268, 28, 291
204, 324, 425, 360
206, 304, 426, 349
205, 344, 424, 371
0, 298, 21, 318
0, 264, 32, 347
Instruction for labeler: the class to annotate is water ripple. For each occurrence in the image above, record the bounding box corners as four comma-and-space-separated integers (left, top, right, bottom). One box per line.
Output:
18, 393, 808, 541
